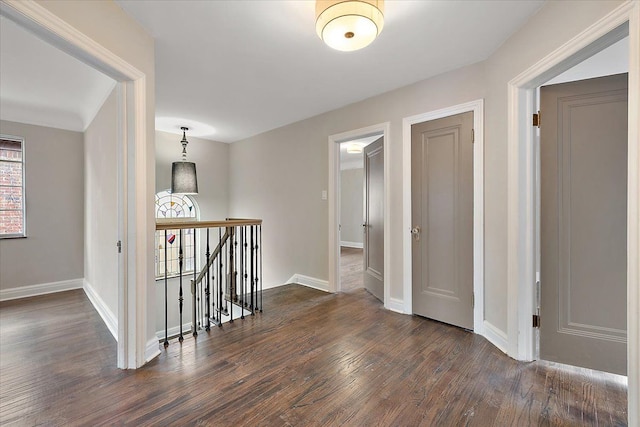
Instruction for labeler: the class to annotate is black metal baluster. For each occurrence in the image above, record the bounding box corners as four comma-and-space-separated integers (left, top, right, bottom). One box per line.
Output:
164, 229, 169, 348
241, 226, 246, 319
218, 227, 223, 326
178, 228, 184, 343
192, 227, 197, 337
259, 224, 263, 313
250, 225, 255, 315
229, 227, 234, 323
205, 228, 211, 331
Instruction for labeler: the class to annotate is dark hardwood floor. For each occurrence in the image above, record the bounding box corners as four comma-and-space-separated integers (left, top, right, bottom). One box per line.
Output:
340, 246, 364, 292
0, 286, 627, 426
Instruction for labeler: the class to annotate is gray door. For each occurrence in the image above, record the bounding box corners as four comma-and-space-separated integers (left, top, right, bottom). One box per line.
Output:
540, 73, 628, 375
411, 112, 474, 329
363, 137, 384, 302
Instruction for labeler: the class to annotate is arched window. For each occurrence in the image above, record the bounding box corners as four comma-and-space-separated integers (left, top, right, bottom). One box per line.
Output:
155, 190, 198, 278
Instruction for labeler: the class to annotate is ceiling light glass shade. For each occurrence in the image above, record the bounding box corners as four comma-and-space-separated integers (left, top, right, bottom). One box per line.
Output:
316, 0, 384, 52
346, 143, 363, 154
171, 161, 198, 194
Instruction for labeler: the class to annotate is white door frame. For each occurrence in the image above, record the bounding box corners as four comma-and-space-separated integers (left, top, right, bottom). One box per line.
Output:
402, 100, 485, 336
328, 122, 392, 309
506, 1, 639, 423
1, 0, 154, 369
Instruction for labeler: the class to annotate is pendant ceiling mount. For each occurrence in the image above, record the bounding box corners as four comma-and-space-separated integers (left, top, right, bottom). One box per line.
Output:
171, 126, 198, 195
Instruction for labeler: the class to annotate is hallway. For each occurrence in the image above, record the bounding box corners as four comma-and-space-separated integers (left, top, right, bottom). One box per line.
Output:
0, 285, 628, 425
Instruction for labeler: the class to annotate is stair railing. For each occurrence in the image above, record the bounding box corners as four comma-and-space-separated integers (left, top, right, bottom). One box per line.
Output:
155, 218, 262, 347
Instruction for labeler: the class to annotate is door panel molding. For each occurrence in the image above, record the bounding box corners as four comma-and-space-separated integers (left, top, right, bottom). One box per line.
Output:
402, 99, 484, 334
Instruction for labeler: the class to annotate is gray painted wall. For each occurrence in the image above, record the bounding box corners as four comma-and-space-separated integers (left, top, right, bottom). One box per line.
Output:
340, 168, 363, 246
84, 88, 118, 317
228, 0, 625, 336
155, 130, 229, 220
0, 120, 84, 290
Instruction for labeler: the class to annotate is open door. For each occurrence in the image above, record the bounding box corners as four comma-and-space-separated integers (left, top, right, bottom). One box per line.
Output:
363, 137, 384, 302
539, 73, 628, 375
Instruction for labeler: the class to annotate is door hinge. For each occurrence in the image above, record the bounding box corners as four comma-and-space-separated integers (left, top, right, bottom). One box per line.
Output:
533, 111, 541, 128
471, 128, 475, 143
533, 314, 540, 328
117, 240, 122, 254
472, 293, 475, 308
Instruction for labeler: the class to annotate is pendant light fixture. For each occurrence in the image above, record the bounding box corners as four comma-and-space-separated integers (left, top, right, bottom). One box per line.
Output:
171, 127, 198, 194
315, 0, 384, 52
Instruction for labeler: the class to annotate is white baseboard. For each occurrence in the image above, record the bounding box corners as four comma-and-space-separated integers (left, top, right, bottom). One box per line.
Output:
83, 280, 118, 340
386, 297, 405, 313
0, 278, 83, 301
340, 241, 363, 249
156, 322, 193, 341
482, 320, 508, 354
287, 274, 330, 292
145, 337, 161, 363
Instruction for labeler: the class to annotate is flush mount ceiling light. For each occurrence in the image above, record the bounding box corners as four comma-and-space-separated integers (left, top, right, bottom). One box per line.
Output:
171, 127, 198, 195
316, 0, 384, 52
346, 142, 364, 154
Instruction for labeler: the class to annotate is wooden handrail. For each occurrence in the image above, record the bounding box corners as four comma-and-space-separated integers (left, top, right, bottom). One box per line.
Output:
194, 229, 230, 285
156, 218, 262, 230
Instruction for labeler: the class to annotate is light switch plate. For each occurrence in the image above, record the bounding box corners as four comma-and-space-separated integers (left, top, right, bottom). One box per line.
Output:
321, 190, 327, 200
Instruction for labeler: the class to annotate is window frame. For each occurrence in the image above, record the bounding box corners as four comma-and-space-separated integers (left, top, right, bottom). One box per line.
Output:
0, 134, 26, 239
154, 190, 200, 280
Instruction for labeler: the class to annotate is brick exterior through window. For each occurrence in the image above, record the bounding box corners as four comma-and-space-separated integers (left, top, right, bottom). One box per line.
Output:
0, 137, 25, 237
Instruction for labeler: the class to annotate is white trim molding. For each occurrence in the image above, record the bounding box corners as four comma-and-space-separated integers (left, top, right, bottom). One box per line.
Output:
483, 321, 509, 355
145, 337, 161, 363
0, 278, 83, 301
287, 274, 330, 293
402, 99, 485, 337
328, 122, 391, 310
506, 2, 639, 424
387, 297, 404, 314
83, 280, 118, 340
340, 241, 363, 249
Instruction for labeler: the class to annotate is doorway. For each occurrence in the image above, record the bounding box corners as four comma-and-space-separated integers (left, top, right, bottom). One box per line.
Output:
506, 3, 638, 423
328, 122, 390, 308
338, 134, 381, 294
1, 2, 152, 369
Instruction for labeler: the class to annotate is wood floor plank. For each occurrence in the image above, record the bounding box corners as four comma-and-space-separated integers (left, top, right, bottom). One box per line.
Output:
0, 286, 628, 426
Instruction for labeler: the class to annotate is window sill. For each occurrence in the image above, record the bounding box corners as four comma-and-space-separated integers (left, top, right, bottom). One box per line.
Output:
0, 235, 27, 240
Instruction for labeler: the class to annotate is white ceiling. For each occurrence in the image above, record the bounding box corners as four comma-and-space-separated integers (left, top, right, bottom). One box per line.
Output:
0, 1, 545, 141
0, 16, 115, 132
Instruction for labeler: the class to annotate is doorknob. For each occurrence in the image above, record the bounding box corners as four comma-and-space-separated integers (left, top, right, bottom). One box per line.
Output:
411, 226, 421, 241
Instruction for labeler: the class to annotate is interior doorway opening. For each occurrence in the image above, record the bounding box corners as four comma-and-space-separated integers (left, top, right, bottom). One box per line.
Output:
328, 122, 390, 308
506, 3, 639, 422
338, 134, 382, 294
